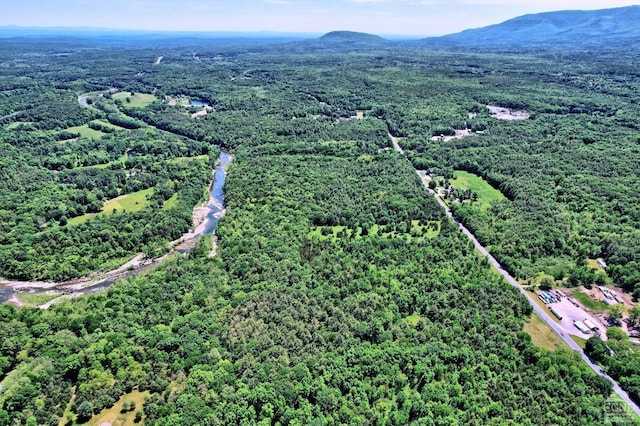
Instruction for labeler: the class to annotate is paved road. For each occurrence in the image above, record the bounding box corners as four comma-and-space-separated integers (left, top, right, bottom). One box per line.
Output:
389, 134, 404, 154
390, 134, 640, 417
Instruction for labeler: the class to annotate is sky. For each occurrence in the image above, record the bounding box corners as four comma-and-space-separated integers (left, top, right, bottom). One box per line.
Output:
4, 0, 639, 37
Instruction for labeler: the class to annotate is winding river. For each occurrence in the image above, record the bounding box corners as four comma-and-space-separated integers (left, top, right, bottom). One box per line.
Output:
203, 151, 231, 234
0, 151, 230, 305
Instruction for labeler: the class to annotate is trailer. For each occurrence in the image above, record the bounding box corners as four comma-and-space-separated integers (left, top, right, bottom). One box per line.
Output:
574, 320, 591, 334
583, 319, 599, 331
549, 307, 563, 320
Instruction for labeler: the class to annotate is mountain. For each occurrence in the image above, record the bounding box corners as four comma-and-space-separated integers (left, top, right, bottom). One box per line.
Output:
318, 31, 387, 43
286, 30, 395, 52
421, 6, 640, 48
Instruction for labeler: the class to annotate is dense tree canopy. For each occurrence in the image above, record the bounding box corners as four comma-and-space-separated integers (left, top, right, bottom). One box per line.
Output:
0, 35, 637, 425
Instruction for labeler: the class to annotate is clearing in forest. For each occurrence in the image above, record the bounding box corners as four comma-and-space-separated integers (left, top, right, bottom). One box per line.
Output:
66, 123, 106, 139
430, 128, 475, 142
13, 292, 62, 308
67, 188, 153, 226
449, 170, 505, 210
83, 390, 149, 426
102, 188, 153, 213
72, 152, 130, 171
588, 258, 607, 273
486, 105, 530, 120
163, 193, 179, 210
112, 92, 157, 108
92, 119, 126, 131
5, 122, 32, 130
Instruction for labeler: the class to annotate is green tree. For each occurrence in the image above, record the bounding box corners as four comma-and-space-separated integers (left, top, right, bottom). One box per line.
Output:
606, 327, 628, 342
0, 409, 9, 426
76, 401, 94, 422
538, 274, 555, 291
629, 306, 640, 328
585, 336, 609, 362
608, 304, 625, 325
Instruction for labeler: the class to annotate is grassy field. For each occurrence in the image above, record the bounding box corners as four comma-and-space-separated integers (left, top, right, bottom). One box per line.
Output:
73, 152, 130, 171
449, 170, 505, 210
308, 220, 441, 242
588, 258, 606, 273
113, 91, 157, 108
163, 193, 179, 210
66, 212, 97, 226
524, 313, 564, 351
80, 390, 149, 426
168, 154, 209, 164
92, 119, 125, 131
67, 123, 106, 139
572, 288, 609, 311
75, 162, 111, 170
14, 292, 63, 307
5, 121, 33, 130
67, 188, 153, 226
103, 188, 153, 213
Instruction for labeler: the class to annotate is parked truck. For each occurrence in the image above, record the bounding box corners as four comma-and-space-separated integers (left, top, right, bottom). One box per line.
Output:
549, 307, 563, 320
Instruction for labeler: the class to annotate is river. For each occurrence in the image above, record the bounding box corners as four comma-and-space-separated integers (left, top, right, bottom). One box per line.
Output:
0, 151, 230, 305
202, 151, 231, 234
0, 287, 12, 304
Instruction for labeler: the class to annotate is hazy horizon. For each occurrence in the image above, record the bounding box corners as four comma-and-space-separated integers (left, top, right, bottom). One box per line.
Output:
5, 1, 640, 37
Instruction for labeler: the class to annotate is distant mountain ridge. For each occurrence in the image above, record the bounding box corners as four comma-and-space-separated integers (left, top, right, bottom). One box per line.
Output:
3, 6, 640, 51
421, 5, 640, 48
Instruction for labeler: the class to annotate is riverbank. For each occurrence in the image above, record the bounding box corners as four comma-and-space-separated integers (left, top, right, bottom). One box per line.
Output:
0, 151, 232, 307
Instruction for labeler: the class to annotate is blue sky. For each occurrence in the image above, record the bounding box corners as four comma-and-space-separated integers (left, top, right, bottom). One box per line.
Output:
4, 0, 639, 36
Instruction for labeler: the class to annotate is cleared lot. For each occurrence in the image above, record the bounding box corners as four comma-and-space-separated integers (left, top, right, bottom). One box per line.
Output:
537, 291, 608, 340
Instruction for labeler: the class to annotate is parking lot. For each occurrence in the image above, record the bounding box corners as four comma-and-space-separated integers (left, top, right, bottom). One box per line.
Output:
537, 291, 608, 340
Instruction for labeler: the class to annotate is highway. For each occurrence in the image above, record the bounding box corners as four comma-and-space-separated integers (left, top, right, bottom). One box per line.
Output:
389, 134, 640, 417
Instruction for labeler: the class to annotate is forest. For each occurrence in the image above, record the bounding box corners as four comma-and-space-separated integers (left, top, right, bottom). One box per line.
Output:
0, 34, 639, 424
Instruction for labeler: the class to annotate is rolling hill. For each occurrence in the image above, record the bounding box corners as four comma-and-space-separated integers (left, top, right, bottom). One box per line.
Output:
287, 30, 395, 52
